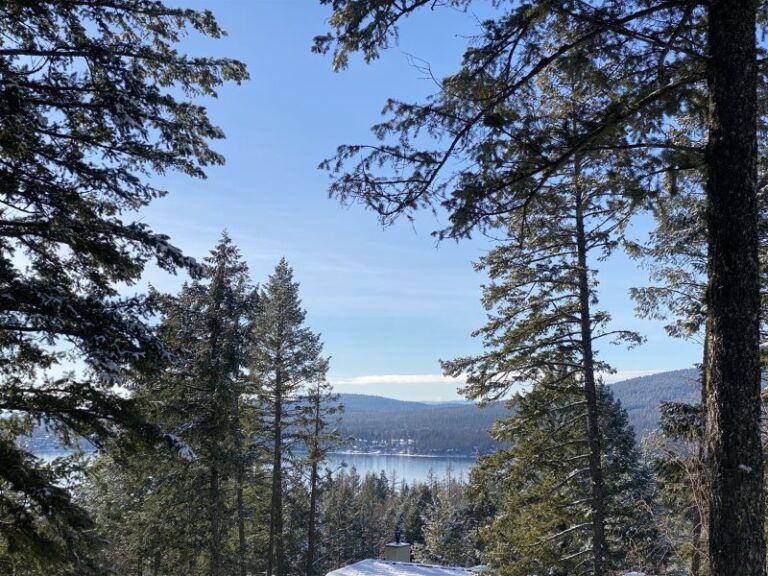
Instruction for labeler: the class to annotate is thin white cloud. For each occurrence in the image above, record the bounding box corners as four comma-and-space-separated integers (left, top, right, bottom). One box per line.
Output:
601, 370, 667, 384
331, 373, 466, 386
329, 373, 467, 402
328, 370, 671, 402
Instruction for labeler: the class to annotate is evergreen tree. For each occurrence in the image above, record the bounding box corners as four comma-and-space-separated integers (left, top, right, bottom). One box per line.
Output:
354, 471, 398, 560
415, 472, 478, 567
298, 380, 343, 576
282, 465, 312, 576
155, 233, 256, 576
81, 234, 262, 576
315, 3, 765, 572
438, 67, 643, 572
0, 1, 246, 570
647, 401, 707, 576
322, 467, 361, 569
470, 382, 658, 576
396, 483, 434, 546
251, 259, 329, 576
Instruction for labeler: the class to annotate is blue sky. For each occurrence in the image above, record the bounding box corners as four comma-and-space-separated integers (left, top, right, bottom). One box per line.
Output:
139, 0, 701, 400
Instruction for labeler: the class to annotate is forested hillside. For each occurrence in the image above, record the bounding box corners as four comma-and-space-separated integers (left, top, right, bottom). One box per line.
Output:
335, 368, 701, 454
611, 369, 700, 438
336, 394, 432, 413
336, 398, 509, 455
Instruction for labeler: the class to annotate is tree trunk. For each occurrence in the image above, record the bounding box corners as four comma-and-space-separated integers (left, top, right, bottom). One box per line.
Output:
306, 393, 323, 576
269, 385, 284, 576
235, 396, 248, 576
238, 472, 247, 576
574, 179, 608, 576
705, 2, 765, 575
152, 550, 161, 576
307, 461, 319, 576
210, 466, 222, 576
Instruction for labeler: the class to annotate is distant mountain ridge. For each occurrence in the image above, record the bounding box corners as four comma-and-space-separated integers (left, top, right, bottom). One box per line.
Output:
337, 368, 702, 453
609, 368, 700, 438
336, 393, 431, 413
23, 368, 702, 458
336, 396, 509, 455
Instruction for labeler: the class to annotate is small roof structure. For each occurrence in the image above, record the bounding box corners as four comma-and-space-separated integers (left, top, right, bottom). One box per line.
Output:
327, 559, 485, 576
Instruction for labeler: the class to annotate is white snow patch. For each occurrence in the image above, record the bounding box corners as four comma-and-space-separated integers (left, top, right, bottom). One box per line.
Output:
327, 559, 485, 576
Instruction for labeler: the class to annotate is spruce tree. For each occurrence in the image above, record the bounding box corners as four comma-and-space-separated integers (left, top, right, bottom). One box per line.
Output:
397, 483, 434, 547
0, 1, 246, 570
470, 382, 658, 576
416, 473, 477, 567
315, 3, 764, 571
251, 259, 329, 576
156, 233, 256, 576
83, 234, 260, 576
322, 467, 362, 569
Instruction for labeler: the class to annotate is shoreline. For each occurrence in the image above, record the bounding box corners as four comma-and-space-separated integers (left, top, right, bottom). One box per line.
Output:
327, 451, 476, 460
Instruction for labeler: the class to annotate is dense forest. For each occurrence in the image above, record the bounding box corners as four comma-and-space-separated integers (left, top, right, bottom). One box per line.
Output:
1, 2, 767, 576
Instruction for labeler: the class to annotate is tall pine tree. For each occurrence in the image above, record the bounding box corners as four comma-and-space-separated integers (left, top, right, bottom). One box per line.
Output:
251, 259, 329, 576
438, 59, 645, 575
315, 3, 764, 571
298, 379, 343, 576
83, 234, 260, 576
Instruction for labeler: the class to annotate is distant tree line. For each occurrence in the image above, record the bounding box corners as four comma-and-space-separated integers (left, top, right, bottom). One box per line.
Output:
338, 403, 509, 455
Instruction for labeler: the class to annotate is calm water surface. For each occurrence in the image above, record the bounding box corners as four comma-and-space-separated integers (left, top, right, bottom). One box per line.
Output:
36, 449, 476, 485
325, 453, 475, 484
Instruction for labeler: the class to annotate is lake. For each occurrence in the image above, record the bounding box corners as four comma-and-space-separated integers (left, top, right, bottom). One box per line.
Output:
325, 453, 475, 485
35, 448, 476, 485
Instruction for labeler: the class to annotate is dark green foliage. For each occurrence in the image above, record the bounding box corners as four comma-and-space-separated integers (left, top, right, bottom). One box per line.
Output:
80, 235, 266, 576
316, 2, 765, 573
0, 1, 246, 571
471, 383, 660, 576
397, 482, 434, 545
251, 259, 330, 576
415, 471, 479, 567
316, 1, 701, 238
